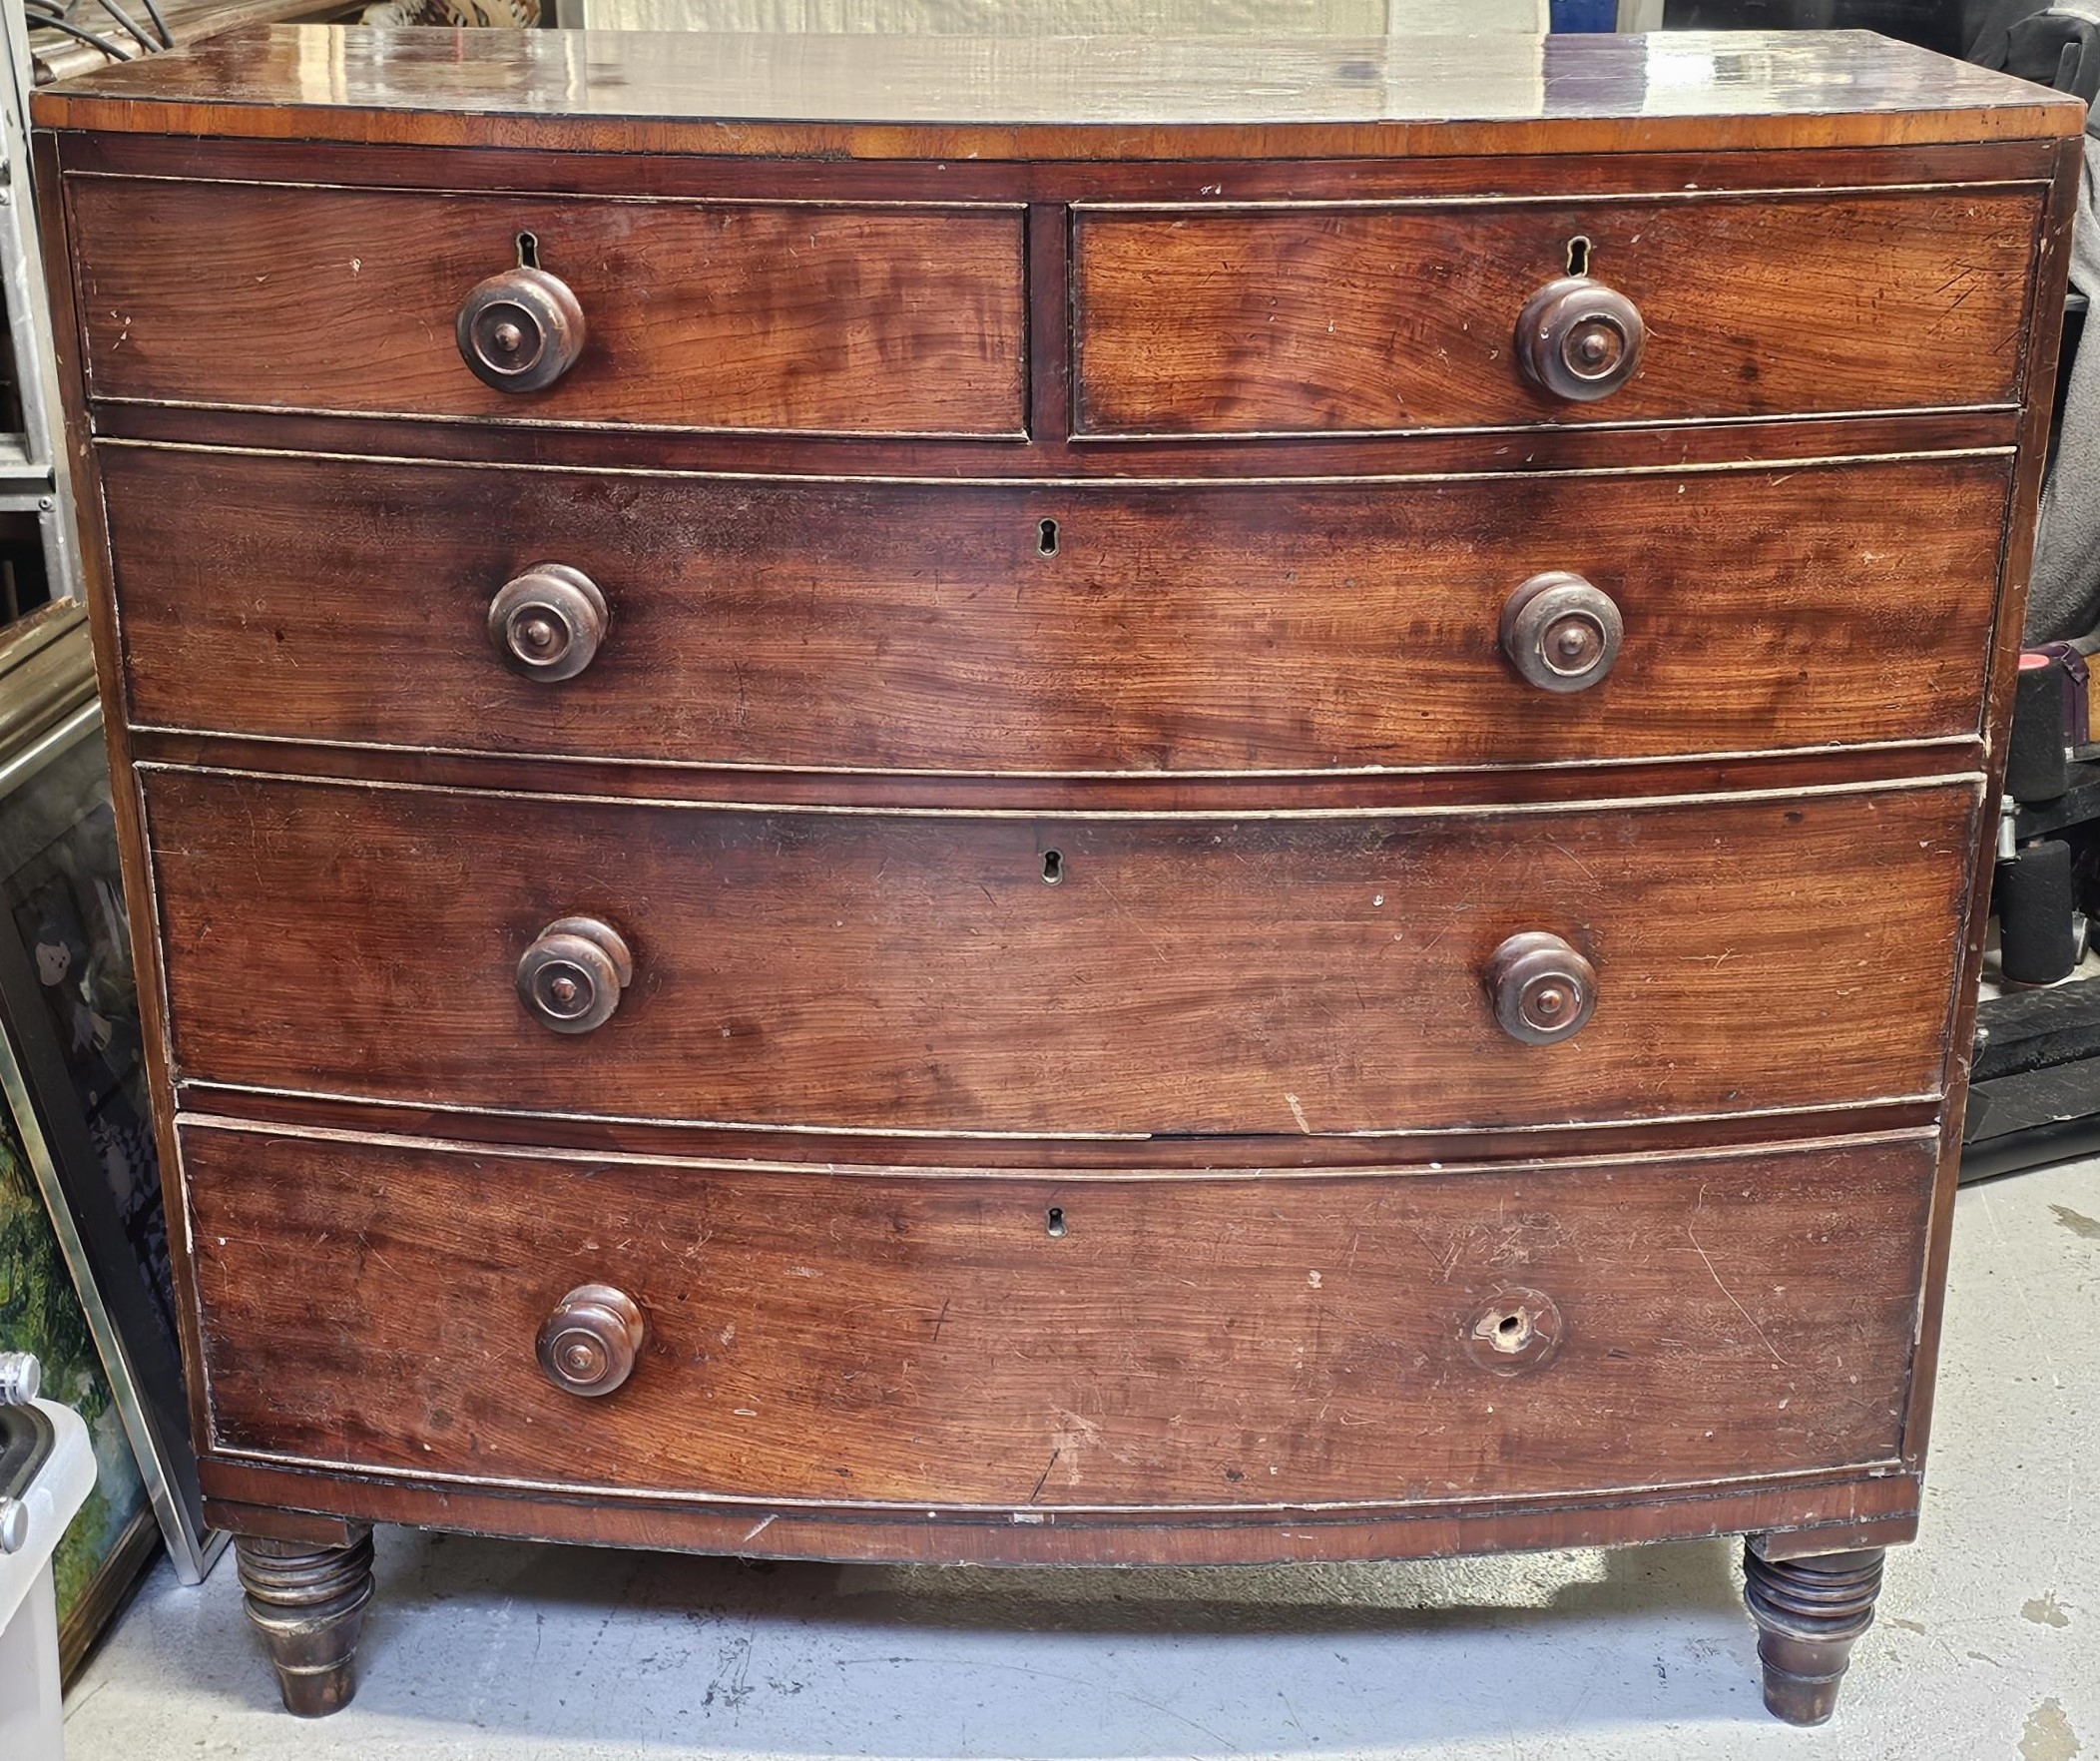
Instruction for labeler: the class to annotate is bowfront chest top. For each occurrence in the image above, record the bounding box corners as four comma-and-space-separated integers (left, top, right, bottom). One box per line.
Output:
31, 24, 2083, 1727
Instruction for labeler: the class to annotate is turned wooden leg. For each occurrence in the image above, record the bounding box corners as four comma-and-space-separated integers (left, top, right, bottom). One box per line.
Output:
1742, 1540, 1885, 1726
234, 1529, 376, 1717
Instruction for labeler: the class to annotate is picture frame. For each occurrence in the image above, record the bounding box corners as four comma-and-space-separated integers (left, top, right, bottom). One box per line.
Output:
0, 1067, 161, 1678
0, 602, 221, 1586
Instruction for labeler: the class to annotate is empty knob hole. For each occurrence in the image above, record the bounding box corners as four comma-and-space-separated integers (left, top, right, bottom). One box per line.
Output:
1037, 517, 1059, 557
1040, 850, 1064, 884
1480, 1305, 1538, 1355
1046, 1206, 1067, 1238
1564, 234, 1592, 278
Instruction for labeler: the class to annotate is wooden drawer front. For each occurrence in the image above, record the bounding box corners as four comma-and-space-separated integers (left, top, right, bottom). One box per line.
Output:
144, 770, 1975, 1135
67, 178, 1026, 435
1072, 190, 2041, 435
184, 1125, 1931, 1506
105, 445, 2008, 772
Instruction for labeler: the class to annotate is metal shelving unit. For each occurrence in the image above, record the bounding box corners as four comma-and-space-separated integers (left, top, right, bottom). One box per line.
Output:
0, 0, 83, 616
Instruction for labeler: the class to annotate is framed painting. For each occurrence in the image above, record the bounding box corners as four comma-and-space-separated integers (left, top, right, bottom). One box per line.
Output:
0, 1112, 159, 1674
0, 603, 220, 1586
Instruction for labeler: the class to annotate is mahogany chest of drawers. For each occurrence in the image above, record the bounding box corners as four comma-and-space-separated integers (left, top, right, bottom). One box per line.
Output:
32, 24, 2082, 1728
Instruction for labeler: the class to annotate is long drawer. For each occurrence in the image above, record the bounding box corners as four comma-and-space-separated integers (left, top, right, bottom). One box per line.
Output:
181, 1123, 1933, 1506
103, 445, 2009, 772
66, 178, 1028, 436
1072, 189, 2043, 435
143, 768, 1977, 1135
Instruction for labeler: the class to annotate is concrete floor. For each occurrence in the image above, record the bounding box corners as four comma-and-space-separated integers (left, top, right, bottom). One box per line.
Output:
59, 1157, 2100, 1761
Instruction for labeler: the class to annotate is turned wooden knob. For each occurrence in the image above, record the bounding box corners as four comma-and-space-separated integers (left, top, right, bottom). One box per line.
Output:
1500, 571, 1623, 693
456, 266, 586, 393
516, 916, 632, 1034
488, 565, 607, 681
536, 1284, 647, 1397
1484, 931, 1597, 1045
1516, 276, 1645, 402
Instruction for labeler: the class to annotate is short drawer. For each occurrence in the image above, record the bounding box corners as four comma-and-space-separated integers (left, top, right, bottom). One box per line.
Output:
103, 445, 2008, 772
1073, 189, 2042, 435
143, 769, 1977, 1136
182, 1123, 1932, 1507
67, 178, 1026, 435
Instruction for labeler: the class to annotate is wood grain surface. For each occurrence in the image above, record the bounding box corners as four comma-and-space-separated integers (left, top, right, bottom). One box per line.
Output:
142, 768, 1978, 1136
30, 25, 2088, 160
86, 386, 2030, 483
118, 729, 1986, 816
182, 1122, 1933, 1507
174, 1077, 1943, 1175
68, 178, 1027, 435
1898, 134, 2089, 1483
51, 121, 2072, 209
195, 1462, 1923, 1566
102, 445, 2011, 773
1073, 190, 2042, 435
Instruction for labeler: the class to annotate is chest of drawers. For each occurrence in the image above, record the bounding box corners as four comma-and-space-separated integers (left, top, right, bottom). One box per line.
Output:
32, 24, 2083, 1730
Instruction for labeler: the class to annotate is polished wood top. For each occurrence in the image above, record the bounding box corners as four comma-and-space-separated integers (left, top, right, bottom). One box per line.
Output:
31, 24, 2084, 160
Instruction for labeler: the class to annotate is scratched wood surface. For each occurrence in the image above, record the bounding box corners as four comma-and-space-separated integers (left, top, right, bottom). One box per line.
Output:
30, 25, 2087, 159
143, 768, 1977, 1135
102, 445, 2010, 772
195, 1463, 1926, 1565
1072, 191, 2041, 435
182, 1122, 1933, 1506
68, 178, 1028, 435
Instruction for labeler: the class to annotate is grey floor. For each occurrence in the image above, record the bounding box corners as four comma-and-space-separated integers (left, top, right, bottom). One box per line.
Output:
59, 1158, 2100, 1761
